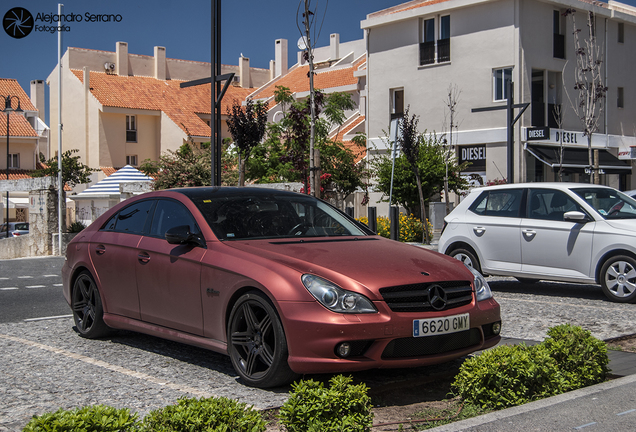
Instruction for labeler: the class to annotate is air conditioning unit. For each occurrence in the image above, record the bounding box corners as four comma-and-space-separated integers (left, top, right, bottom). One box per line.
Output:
104, 62, 116, 73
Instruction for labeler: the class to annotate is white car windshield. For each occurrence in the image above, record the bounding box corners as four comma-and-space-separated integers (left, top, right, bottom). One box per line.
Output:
572, 188, 636, 220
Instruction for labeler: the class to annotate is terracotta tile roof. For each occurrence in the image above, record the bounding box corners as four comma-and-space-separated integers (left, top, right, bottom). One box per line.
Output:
71, 70, 256, 138
0, 78, 37, 112
251, 61, 361, 100
331, 114, 366, 163
0, 112, 38, 137
100, 167, 119, 177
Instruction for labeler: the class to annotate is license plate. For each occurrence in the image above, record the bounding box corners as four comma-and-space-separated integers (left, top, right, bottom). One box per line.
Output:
413, 313, 470, 337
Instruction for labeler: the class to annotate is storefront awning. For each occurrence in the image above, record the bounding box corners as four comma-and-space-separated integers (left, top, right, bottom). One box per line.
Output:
525, 145, 632, 174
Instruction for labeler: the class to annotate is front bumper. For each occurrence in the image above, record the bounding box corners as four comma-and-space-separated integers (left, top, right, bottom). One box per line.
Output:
278, 297, 501, 374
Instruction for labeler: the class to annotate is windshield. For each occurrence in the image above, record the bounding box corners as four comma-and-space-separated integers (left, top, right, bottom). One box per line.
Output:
572, 188, 636, 220
192, 192, 368, 240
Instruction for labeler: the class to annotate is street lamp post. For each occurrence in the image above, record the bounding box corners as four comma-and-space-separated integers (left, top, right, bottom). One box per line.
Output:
1, 95, 23, 239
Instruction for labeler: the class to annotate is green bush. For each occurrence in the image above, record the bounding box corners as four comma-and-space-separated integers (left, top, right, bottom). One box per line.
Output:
541, 324, 609, 391
451, 344, 563, 409
278, 375, 373, 432
452, 325, 609, 410
67, 221, 87, 233
138, 396, 266, 432
23, 404, 138, 432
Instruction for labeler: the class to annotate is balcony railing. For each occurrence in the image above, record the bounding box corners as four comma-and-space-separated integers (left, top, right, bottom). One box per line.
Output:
419, 41, 435, 65
553, 34, 565, 59
437, 38, 450, 63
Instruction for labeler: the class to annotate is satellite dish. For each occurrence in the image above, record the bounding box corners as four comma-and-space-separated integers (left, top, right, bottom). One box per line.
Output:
297, 36, 309, 50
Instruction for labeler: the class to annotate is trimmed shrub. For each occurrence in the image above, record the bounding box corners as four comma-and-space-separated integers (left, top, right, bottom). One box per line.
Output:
278, 375, 373, 432
451, 344, 563, 409
541, 324, 609, 391
452, 325, 609, 410
23, 405, 138, 432
68, 221, 87, 233
138, 396, 266, 432
357, 214, 432, 243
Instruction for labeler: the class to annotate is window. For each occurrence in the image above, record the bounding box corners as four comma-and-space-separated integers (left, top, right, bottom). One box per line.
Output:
102, 200, 154, 234
126, 115, 137, 142
150, 199, 199, 239
8, 153, 19, 169
419, 15, 450, 65
469, 189, 524, 218
618, 87, 624, 108
618, 22, 625, 43
528, 189, 583, 221
390, 89, 404, 120
126, 155, 138, 166
494, 68, 513, 101
553, 10, 565, 59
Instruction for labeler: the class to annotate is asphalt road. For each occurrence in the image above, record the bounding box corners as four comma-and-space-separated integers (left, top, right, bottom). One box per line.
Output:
0, 257, 69, 323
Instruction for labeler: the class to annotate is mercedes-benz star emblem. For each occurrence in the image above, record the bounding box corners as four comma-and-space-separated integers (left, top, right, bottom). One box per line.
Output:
428, 285, 448, 311
3, 7, 34, 39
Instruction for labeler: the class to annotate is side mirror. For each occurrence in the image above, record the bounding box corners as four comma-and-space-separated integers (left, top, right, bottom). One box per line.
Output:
564, 211, 589, 223
165, 225, 205, 247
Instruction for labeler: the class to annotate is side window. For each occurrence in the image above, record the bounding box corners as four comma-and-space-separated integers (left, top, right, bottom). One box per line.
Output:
150, 199, 198, 239
106, 200, 154, 234
528, 189, 581, 221
469, 189, 524, 217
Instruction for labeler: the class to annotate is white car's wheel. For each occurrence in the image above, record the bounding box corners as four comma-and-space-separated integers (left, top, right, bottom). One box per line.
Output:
449, 248, 482, 274
600, 256, 636, 303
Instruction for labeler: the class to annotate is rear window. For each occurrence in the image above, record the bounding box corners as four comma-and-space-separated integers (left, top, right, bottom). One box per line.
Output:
469, 189, 524, 218
14, 223, 28, 230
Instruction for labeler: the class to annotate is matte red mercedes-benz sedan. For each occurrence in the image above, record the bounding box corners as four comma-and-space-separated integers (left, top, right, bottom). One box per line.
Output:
62, 187, 501, 388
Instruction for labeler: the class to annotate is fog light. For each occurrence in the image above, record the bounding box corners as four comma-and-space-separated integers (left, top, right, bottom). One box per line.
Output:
492, 322, 501, 335
336, 342, 352, 358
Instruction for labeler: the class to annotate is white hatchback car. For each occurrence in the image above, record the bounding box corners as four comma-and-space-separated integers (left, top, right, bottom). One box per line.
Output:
438, 183, 636, 303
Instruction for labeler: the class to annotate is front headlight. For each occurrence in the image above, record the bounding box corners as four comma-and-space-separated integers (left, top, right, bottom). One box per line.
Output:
301, 274, 377, 314
466, 265, 493, 301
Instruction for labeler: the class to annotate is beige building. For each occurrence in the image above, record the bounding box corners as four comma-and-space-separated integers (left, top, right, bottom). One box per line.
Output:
47, 42, 272, 175
362, 0, 636, 193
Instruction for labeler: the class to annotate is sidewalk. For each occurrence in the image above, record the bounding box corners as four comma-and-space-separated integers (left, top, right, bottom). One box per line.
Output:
430, 340, 636, 431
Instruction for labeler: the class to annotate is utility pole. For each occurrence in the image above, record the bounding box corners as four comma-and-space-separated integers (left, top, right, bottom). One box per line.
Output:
303, 0, 317, 196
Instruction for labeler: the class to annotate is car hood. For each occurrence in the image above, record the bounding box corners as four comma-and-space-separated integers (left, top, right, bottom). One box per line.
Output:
224, 236, 473, 298
603, 219, 636, 234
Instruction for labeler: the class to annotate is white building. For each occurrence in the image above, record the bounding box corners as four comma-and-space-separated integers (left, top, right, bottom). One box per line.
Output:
362, 0, 636, 198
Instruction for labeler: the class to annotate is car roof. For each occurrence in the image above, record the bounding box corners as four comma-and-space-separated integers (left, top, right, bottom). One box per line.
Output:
172, 186, 309, 201
471, 182, 617, 192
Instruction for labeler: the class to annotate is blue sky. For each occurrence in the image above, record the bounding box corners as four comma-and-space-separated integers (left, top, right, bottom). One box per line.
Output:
2, 0, 398, 120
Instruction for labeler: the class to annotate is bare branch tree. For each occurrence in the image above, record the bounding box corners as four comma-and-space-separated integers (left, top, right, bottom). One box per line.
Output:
442, 84, 461, 213
563, 8, 608, 184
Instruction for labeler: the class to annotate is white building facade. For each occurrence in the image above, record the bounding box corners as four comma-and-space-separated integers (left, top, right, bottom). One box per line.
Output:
362, 0, 636, 196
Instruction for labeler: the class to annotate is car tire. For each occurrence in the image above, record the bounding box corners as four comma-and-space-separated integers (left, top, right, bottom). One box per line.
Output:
449, 248, 482, 274
227, 291, 299, 388
72, 270, 111, 338
515, 277, 539, 284
600, 256, 636, 303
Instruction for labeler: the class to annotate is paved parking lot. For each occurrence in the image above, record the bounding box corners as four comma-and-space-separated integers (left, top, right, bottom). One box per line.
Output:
1, 275, 634, 431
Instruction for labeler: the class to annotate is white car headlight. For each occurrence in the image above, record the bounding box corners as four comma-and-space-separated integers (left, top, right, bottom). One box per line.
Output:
301, 274, 377, 314
466, 265, 493, 301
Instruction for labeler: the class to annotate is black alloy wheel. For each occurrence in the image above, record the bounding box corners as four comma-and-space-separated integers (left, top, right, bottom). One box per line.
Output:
72, 271, 110, 338
227, 291, 298, 388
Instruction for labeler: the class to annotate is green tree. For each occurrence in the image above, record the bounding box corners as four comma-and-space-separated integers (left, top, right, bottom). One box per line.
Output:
139, 140, 238, 190
33, 149, 96, 231
373, 132, 468, 231
226, 98, 268, 186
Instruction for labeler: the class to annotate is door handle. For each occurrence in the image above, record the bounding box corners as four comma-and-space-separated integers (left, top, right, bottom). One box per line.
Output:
522, 229, 536, 240
95, 245, 106, 255
138, 252, 151, 263
473, 227, 486, 236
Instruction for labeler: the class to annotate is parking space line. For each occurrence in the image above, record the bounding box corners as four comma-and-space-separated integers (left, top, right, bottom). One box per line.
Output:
0, 333, 216, 399
24, 314, 72, 322
17, 276, 33, 279
26, 285, 46, 289
1, 287, 18, 290
574, 422, 597, 430
0, 277, 9, 280
617, 409, 636, 416
53, 284, 63, 287
43, 275, 58, 277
